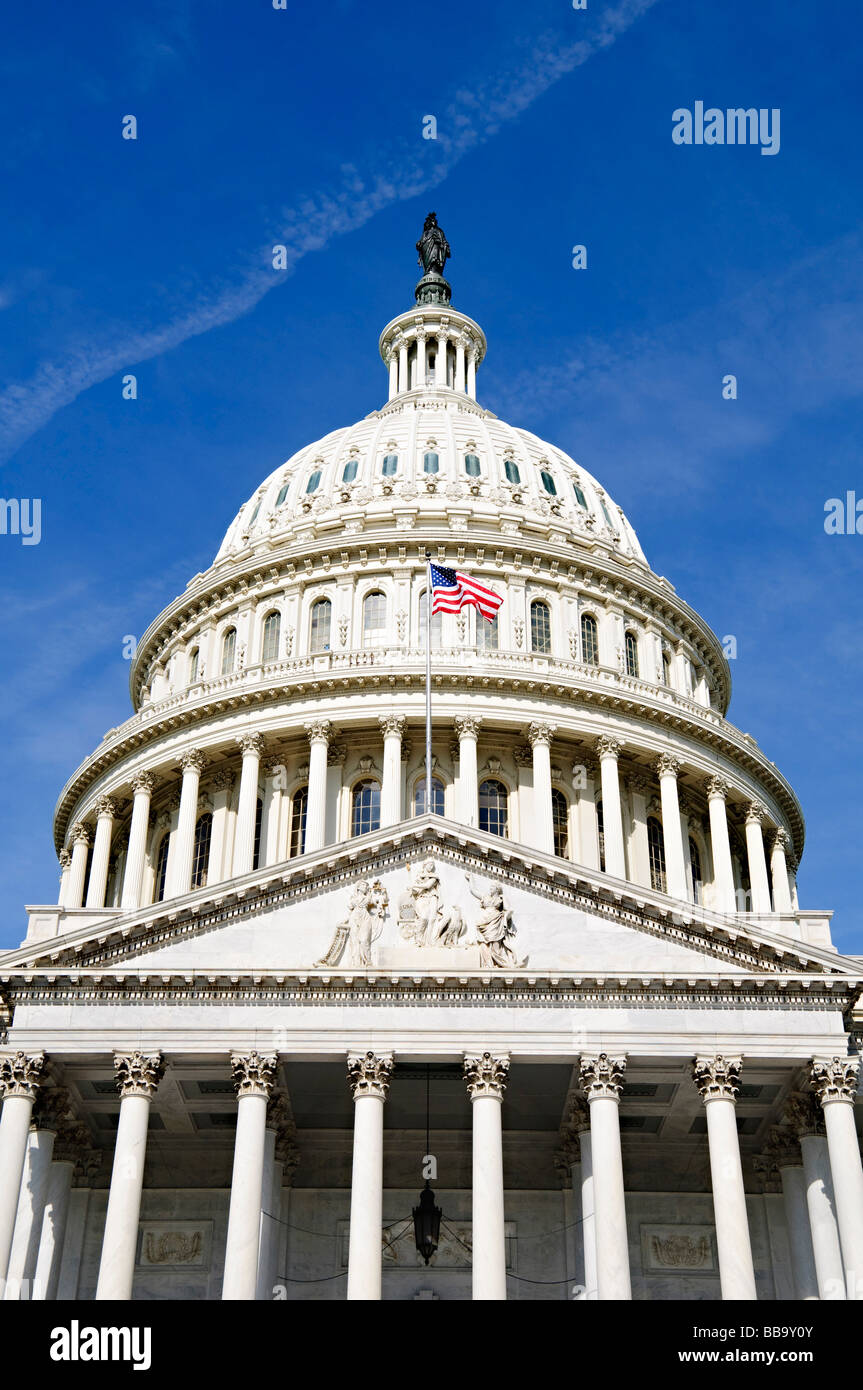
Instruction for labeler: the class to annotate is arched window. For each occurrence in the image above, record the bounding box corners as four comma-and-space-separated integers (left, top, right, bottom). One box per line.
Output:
154, 834, 170, 903
418, 590, 443, 648
221, 628, 237, 676
423, 451, 439, 474
276, 481, 290, 506
310, 598, 332, 653
625, 630, 639, 678
188, 647, 199, 684
464, 454, 481, 478
580, 613, 599, 667
381, 453, 399, 477
252, 798, 263, 871
352, 780, 381, 836
540, 469, 557, 496
573, 481, 588, 509
689, 836, 703, 905
530, 600, 551, 654
342, 459, 358, 483
596, 798, 605, 872
192, 813, 212, 890
362, 591, 388, 648
479, 779, 508, 837
414, 777, 445, 816
476, 613, 499, 652
552, 788, 569, 858
504, 459, 521, 485
305, 470, 322, 494
648, 816, 667, 894
262, 611, 281, 664
289, 786, 308, 858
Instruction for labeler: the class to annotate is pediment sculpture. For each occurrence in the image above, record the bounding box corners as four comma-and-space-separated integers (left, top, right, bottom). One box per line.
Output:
315, 879, 388, 968
397, 858, 466, 947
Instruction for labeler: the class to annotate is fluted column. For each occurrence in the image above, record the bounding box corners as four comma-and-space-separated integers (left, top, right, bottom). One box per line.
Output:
379, 715, 406, 827
454, 715, 481, 828
693, 1055, 757, 1299
387, 349, 398, 400
528, 722, 556, 855
435, 329, 448, 386
455, 336, 466, 392
208, 769, 235, 884
744, 802, 772, 913
57, 851, 72, 907
33, 1153, 75, 1301
580, 1054, 630, 1299
812, 1057, 863, 1299
121, 772, 154, 910
222, 1052, 277, 1301
415, 330, 427, 386
169, 751, 207, 896
66, 825, 90, 910
262, 758, 286, 867
770, 830, 793, 914
706, 776, 736, 913
0, 1052, 44, 1292
466, 346, 477, 399
464, 1052, 509, 1301
85, 797, 116, 908
575, 758, 600, 870
304, 721, 332, 853
786, 1090, 845, 1299
570, 1098, 596, 1299
767, 1127, 819, 1301
627, 776, 651, 887
95, 1051, 163, 1300
347, 1051, 393, 1300
234, 733, 264, 874
397, 337, 408, 393
655, 755, 687, 900
596, 738, 626, 878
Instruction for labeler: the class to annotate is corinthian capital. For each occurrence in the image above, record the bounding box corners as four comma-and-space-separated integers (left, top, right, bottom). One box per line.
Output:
304, 720, 333, 746
811, 1056, 860, 1106
347, 1051, 393, 1101
771, 828, 791, 856
464, 1052, 510, 1100
231, 1051, 277, 1099
70, 822, 90, 848
131, 771, 155, 796
32, 1085, 73, 1131
595, 736, 623, 762
95, 796, 117, 820
453, 715, 482, 740
745, 801, 767, 826
568, 1096, 591, 1132
784, 1090, 825, 1138
580, 1053, 626, 1101
211, 768, 236, 792
655, 753, 681, 779
706, 775, 730, 800
114, 1051, 164, 1100
379, 714, 407, 740
692, 1054, 742, 1103
180, 749, 208, 775
764, 1124, 801, 1169
58, 849, 72, 871
0, 1051, 45, 1100
528, 721, 557, 748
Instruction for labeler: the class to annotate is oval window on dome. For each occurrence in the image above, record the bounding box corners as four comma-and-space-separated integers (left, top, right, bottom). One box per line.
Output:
540, 470, 557, 496
276, 481, 290, 507
342, 459, 358, 483
249, 499, 262, 524
572, 481, 587, 509
381, 453, 399, 477
504, 459, 521, 485
423, 451, 439, 474
464, 454, 481, 477
306, 470, 322, 495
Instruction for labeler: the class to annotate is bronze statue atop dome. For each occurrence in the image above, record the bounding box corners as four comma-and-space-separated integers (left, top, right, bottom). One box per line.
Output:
415, 212, 452, 306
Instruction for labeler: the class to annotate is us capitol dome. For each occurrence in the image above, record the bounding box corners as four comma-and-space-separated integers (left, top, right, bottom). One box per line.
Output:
1, 216, 861, 1306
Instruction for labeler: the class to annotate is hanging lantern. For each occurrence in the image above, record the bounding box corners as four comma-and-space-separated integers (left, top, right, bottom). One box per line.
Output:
413, 1180, 442, 1265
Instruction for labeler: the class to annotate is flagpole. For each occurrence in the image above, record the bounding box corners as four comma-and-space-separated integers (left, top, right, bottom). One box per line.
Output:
425, 551, 433, 814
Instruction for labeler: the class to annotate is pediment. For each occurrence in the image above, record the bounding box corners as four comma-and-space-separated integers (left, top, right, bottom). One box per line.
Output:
9, 821, 852, 980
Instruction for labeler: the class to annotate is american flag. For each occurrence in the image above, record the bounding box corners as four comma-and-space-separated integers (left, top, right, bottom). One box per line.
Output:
429, 563, 503, 622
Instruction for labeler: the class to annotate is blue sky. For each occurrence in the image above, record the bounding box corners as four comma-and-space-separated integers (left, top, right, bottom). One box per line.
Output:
1, 0, 861, 952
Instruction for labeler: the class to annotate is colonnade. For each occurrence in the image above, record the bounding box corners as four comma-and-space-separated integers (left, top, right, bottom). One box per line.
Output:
384, 318, 481, 400
57, 719, 795, 922
1, 1048, 860, 1301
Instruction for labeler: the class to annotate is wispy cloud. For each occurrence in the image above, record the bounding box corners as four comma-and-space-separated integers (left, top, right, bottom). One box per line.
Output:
0, 0, 659, 462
